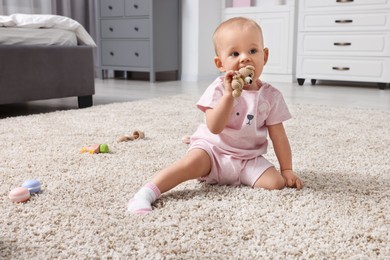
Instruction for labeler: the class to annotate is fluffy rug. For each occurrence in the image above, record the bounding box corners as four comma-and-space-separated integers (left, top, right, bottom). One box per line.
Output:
0, 95, 389, 259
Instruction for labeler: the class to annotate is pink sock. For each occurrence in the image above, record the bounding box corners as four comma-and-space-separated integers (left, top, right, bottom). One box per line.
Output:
127, 183, 161, 214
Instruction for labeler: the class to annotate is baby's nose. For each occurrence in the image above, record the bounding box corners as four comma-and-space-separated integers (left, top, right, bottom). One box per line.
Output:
240, 53, 251, 62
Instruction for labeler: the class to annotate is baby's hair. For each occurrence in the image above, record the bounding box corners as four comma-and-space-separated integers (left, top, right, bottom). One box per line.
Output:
213, 17, 263, 55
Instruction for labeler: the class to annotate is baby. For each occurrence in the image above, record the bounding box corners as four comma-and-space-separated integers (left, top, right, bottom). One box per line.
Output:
128, 17, 303, 214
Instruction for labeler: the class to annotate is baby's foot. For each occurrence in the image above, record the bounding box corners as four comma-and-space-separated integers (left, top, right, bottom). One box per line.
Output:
127, 183, 161, 214
127, 197, 153, 214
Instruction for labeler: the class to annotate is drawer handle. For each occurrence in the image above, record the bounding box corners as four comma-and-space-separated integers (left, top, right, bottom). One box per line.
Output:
109, 27, 114, 32
335, 19, 353, 24
134, 27, 139, 32
334, 42, 351, 46
108, 5, 113, 10
110, 51, 114, 56
134, 52, 139, 57
332, 67, 350, 71
336, 0, 354, 2
134, 4, 138, 9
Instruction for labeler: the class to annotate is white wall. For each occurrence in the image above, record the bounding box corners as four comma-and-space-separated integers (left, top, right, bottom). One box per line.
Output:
181, 0, 222, 81
0, 0, 52, 14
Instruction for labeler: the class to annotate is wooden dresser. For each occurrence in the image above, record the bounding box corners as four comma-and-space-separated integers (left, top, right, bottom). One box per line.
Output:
296, 0, 390, 89
96, 0, 180, 82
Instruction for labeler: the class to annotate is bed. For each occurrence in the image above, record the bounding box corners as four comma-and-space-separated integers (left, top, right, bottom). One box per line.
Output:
0, 14, 96, 108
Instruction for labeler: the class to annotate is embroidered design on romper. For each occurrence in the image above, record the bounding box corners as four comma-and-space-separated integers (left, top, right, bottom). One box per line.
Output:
246, 114, 254, 125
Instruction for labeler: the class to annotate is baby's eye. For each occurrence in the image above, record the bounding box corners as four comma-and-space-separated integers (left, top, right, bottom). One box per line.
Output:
249, 49, 258, 54
231, 51, 239, 57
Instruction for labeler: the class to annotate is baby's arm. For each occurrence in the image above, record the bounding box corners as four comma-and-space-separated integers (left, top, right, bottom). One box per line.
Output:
268, 123, 303, 190
205, 71, 235, 134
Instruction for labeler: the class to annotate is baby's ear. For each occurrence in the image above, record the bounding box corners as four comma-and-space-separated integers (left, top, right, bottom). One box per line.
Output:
214, 56, 225, 72
263, 48, 269, 65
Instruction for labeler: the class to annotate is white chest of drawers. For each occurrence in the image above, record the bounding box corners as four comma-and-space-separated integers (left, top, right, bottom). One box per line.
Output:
296, 0, 390, 89
96, 0, 180, 82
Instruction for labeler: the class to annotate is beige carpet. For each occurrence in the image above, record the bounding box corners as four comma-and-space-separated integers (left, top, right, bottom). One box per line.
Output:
1, 95, 389, 259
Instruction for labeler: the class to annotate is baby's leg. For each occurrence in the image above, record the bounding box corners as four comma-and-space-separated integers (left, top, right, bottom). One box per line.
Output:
152, 148, 211, 193
128, 148, 211, 214
253, 167, 285, 190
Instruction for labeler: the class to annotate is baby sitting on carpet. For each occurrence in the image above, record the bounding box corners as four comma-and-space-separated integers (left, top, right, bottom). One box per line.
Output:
128, 17, 303, 214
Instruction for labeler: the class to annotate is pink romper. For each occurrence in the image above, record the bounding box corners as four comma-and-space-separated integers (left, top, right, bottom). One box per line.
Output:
189, 77, 292, 187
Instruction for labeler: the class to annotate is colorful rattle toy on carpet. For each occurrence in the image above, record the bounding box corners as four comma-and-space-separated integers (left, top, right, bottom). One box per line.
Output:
81, 143, 109, 154
9, 179, 42, 203
231, 65, 255, 98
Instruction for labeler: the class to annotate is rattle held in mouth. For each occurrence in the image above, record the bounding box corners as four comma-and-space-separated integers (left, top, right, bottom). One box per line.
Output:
231, 65, 255, 98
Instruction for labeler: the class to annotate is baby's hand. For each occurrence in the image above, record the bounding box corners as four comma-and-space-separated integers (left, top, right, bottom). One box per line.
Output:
281, 170, 303, 190
223, 70, 236, 96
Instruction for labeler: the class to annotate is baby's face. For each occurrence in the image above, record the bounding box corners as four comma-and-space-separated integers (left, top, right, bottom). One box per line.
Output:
214, 24, 267, 83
